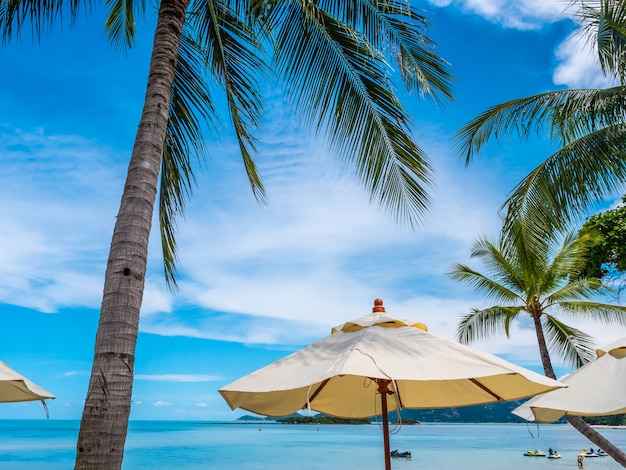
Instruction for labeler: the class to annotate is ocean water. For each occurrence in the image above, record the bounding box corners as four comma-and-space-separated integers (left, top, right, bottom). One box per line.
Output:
0, 420, 624, 469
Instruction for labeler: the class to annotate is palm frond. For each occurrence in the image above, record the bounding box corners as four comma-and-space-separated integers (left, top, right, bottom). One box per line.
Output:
456, 306, 523, 344
501, 122, 626, 249
313, 0, 453, 105
381, 11, 453, 104
269, 0, 433, 227
455, 87, 626, 165
190, 0, 268, 203
159, 27, 217, 290
546, 278, 605, 303
104, 0, 146, 50
448, 263, 522, 304
577, 0, 626, 83
0, 0, 87, 41
556, 300, 626, 326
468, 236, 529, 293
551, 86, 626, 142
539, 230, 601, 292
542, 313, 596, 367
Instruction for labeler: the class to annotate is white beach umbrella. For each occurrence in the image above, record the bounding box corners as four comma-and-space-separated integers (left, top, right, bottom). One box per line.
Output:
0, 360, 55, 415
219, 299, 565, 470
513, 338, 626, 423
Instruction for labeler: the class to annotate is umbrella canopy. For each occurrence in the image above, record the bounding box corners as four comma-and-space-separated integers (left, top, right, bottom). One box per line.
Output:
513, 338, 626, 423
220, 299, 564, 469
0, 360, 55, 413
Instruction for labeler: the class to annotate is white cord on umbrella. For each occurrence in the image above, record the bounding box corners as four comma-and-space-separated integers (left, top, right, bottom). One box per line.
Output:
355, 347, 404, 434
389, 378, 402, 434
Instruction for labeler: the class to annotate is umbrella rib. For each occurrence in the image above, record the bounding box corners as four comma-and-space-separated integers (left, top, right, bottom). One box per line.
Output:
469, 378, 503, 401
303, 378, 331, 410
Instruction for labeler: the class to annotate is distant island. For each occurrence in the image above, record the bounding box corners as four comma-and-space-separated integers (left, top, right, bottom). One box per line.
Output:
237, 413, 417, 425
278, 416, 372, 425
235, 402, 626, 425
236, 401, 530, 424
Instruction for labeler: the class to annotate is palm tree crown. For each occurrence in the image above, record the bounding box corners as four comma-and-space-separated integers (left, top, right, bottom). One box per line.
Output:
455, 0, 626, 254
450, 225, 626, 371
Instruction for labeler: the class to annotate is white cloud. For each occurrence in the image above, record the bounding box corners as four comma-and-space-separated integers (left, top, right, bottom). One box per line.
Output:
133, 125, 521, 348
553, 30, 617, 88
428, 1, 615, 88
0, 126, 121, 312
59, 370, 89, 377
153, 401, 171, 407
428, 0, 570, 29
141, 281, 175, 316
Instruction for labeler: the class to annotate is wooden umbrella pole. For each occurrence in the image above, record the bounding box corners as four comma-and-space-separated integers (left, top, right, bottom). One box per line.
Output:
377, 379, 392, 470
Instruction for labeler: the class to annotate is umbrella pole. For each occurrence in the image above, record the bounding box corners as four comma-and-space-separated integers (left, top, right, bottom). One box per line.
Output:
378, 379, 392, 470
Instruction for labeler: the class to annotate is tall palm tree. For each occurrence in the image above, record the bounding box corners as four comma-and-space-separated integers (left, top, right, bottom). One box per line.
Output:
456, 0, 626, 255
1, 1, 453, 468
450, 223, 626, 466
454, 3, 626, 461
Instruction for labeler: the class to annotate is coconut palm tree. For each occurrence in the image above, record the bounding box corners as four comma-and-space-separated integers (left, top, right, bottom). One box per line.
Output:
1, 1, 453, 468
454, 4, 626, 460
455, 0, 626, 255
450, 222, 626, 466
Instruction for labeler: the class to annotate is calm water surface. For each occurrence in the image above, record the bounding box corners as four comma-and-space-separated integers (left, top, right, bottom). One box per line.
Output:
0, 420, 624, 469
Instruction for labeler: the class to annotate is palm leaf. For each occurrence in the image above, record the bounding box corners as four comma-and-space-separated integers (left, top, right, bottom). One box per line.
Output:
0, 0, 86, 41
160, 27, 217, 290
577, 0, 626, 82
538, 230, 601, 293
448, 263, 522, 304
556, 300, 626, 325
104, 0, 146, 49
269, 0, 435, 227
546, 279, 605, 303
456, 306, 523, 344
469, 236, 528, 293
456, 87, 626, 165
190, 0, 268, 203
252, 0, 453, 106
502, 123, 626, 250
541, 313, 596, 367
313, 0, 454, 104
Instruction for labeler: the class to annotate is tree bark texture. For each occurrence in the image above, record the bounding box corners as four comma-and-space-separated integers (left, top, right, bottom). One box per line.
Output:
566, 415, 626, 467
75, 1, 190, 468
531, 313, 556, 378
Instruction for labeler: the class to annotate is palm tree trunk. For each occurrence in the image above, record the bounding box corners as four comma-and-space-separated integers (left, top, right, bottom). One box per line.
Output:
74, 0, 190, 468
531, 314, 555, 378
532, 314, 626, 467
566, 415, 626, 467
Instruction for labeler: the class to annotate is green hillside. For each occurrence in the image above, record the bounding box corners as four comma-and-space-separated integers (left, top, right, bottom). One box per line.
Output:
397, 401, 528, 423
237, 401, 534, 424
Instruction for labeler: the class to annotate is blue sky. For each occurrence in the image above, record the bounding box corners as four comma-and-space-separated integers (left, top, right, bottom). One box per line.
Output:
2, 0, 626, 421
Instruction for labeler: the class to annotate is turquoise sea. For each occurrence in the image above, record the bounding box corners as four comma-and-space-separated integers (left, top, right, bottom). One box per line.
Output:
0, 420, 625, 469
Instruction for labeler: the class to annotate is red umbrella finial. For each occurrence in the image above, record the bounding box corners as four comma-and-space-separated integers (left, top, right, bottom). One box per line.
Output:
372, 299, 385, 313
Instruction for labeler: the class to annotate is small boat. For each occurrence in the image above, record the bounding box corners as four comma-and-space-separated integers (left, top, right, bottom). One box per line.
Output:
547, 448, 560, 459
390, 449, 412, 458
524, 450, 546, 457
580, 449, 599, 458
